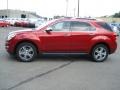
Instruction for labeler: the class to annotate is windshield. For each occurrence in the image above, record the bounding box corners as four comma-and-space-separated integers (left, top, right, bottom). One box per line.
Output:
36, 19, 57, 30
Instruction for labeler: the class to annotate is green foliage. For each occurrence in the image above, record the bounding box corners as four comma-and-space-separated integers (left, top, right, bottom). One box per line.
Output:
112, 11, 120, 18
53, 16, 65, 19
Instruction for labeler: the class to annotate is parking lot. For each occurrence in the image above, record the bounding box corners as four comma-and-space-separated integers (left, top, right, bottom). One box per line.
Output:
0, 27, 120, 90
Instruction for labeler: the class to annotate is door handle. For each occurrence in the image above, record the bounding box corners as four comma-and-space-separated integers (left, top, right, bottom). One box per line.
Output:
64, 33, 71, 36
89, 33, 95, 36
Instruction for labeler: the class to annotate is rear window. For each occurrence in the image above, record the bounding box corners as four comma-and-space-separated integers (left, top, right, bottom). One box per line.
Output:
97, 22, 113, 32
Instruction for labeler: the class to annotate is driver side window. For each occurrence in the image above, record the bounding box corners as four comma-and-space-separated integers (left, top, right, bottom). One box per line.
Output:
50, 21, 70, 31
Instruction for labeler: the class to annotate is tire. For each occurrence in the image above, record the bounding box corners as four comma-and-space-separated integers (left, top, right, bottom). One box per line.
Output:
91, 44, 109, 62
16, 42, 37, 62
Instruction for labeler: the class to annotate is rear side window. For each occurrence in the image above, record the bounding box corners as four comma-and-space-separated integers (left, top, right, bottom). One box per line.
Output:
70, 21, 93, 31
97, 22, 113, 32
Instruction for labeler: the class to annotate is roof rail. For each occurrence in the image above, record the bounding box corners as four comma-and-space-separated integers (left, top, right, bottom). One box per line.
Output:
75, 17, 96, 20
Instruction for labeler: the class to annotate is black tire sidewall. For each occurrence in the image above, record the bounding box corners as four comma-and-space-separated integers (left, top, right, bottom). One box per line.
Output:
91, 44, 109, 62
16, 42, 37, 62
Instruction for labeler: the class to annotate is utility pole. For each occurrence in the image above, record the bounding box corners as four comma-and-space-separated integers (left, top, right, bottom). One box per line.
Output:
7, 0, 8, 18
77, 0, 79, 17
66, 0, 68, 16
73, 8, 76, 17
7, 0, 8, 10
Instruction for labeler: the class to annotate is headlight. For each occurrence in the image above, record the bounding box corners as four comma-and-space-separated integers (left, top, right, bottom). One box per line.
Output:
7, 32, 16, 41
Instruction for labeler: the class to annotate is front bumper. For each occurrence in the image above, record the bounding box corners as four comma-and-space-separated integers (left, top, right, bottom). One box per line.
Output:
5, 40, 15, 54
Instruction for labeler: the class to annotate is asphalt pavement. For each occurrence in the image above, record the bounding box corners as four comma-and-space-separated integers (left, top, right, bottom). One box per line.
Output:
0, 27, 120, 90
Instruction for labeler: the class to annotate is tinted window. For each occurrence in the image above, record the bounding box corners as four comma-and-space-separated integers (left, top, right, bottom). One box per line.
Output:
70, 21, 93, 31
51, 21, 70, 31
97, 22, 113, 32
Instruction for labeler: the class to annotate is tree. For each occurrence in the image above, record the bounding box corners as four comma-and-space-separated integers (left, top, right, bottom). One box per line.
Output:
112, 11, 120, 18
53, 16, 65, 19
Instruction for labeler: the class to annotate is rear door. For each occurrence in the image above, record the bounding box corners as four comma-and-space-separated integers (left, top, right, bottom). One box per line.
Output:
70, 21, 96, 52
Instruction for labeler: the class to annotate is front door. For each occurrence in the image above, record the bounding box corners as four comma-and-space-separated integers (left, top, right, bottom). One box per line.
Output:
39, 21, 71, 52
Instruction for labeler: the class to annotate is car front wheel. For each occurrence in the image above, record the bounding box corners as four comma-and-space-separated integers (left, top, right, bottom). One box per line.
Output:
91, 44, 109, 62
16, 42, 37, 62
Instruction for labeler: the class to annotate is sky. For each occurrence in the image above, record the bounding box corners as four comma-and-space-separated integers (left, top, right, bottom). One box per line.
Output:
0, 0, 120, 17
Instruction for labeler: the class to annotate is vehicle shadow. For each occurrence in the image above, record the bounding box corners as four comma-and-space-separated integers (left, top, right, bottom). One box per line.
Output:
7, 54, 92, 62
36, 54, 92, 62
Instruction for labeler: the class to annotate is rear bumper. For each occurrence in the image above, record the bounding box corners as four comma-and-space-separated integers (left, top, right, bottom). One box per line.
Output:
109, 41, 117, 54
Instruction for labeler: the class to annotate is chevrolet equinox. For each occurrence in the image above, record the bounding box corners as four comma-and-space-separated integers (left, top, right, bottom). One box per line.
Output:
5, 18, 117, 62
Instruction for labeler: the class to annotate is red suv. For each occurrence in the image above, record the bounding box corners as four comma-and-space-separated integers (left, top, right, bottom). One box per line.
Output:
5, 18, 117, 62
0, 20, 9, 27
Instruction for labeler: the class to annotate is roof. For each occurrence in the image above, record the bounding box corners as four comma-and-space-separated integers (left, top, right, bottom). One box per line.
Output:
56, 17, 101, 22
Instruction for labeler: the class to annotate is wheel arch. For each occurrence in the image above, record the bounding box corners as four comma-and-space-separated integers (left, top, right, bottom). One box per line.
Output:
14, 40, 39, 54
90, 42, 111, 54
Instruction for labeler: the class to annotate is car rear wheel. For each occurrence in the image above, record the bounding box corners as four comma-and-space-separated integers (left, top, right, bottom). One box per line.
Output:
16, 42, 37, 62
91, 44, 109, 62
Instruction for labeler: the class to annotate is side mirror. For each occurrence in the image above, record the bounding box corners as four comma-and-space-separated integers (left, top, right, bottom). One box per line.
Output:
45, 27, 52, 32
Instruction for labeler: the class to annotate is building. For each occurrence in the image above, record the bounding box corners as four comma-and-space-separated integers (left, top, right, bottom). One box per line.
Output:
0, 9, 42, 19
